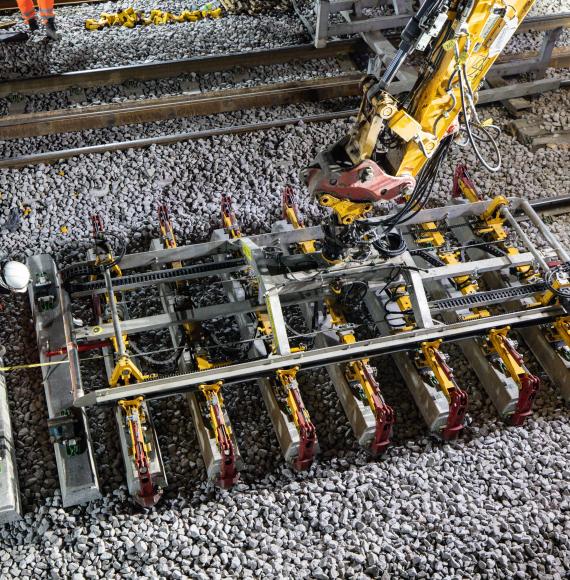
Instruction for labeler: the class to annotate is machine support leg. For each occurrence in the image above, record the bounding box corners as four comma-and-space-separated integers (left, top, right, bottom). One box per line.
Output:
0, 348, 21, 524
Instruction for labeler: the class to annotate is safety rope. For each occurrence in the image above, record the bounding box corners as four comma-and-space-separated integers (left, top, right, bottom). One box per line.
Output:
86, 5, 222, 30
0, 344, 188, 373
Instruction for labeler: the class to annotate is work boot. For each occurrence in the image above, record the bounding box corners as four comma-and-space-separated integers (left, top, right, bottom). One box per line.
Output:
28, 18, 39, 32
45, 17, 60, 40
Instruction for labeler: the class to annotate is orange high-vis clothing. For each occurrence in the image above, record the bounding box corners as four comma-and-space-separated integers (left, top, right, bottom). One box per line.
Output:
38, 0, 54, 23
16, 0, 54, 24
16, 0, 36, 24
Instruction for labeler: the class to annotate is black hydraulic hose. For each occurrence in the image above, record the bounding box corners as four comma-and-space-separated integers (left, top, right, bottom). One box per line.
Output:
388, 134, 453, 229
372, 230, 407, 258
367, 0, 447, 100
459, 64, 501, 172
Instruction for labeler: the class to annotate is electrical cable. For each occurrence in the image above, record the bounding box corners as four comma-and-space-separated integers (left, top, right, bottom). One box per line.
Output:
458, 63, 502, 172
544, 262, 570, 300
374, 230, 407, 258
129, 338, 180, 367
382, 134, 453, 231
383, 291, 413, 329
338, 280, 369, 307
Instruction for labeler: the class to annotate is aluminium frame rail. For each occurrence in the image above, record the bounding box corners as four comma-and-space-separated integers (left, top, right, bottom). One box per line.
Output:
75, 306, 561, 406
18, 198, 570, 505
27, 255, 101, 507
65, 196, 568, 408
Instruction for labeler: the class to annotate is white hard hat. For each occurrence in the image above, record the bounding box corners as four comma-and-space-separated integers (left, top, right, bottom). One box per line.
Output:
1, 261, 31, 293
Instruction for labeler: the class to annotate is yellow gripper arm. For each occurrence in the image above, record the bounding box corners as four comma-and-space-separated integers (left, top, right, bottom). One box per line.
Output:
305, 0, 537, 227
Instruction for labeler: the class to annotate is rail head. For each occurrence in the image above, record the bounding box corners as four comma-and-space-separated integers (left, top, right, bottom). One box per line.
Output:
0, 12, 568, 96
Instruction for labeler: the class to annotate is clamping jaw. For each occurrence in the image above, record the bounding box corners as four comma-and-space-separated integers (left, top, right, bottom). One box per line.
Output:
303, 81, 436, 225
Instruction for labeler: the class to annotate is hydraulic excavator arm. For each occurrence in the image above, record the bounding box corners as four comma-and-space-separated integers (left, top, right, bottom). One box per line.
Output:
303, 0, 536, 229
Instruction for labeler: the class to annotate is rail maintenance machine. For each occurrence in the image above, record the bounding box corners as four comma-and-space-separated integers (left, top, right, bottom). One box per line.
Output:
19, 0, 569, 509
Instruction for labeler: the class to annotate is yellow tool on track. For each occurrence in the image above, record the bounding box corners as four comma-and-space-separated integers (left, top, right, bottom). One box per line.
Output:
86, 5, 222, 30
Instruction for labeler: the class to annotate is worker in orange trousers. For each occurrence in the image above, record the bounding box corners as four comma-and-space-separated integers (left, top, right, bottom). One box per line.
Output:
16, 0, 59, 39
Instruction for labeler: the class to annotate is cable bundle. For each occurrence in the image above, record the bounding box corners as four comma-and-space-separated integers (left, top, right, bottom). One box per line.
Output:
368, 134, 453, 258
457, 63, 502, 172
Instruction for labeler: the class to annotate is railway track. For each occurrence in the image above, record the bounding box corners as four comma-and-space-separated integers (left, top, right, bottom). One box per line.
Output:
0, 13, 567, 155
0, 73, 567, 168
0, 38, 366, 98
0, 110, 355, 168
0, 47, 568, 142
0, 13, 567, 97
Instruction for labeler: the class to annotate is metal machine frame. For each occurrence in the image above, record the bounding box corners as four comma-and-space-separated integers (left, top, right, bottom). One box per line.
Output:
25, 193, 570, 506
301, 1, 413, 48
0, 347, 21, 523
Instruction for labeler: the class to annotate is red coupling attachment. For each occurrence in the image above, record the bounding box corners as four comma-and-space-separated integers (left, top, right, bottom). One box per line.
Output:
291, 387, 317, 471
361, 364, 394, 456
510, 374, 540, 427
442, 388, 468, 441
216, 422, 239, 489
306, 159, 415, 203
452, 164, 481, 200
370, 400, 395, 456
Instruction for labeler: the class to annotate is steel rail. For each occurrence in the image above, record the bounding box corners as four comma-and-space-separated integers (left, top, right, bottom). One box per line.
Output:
0, 12, 566, 98
0, 74, 367, 139
516, 12, 570, 33
0, 72, 563, 154
0, 77, 565, 166
527, 195, 570, 213
0, 110, 359, 169
0, 38, 366, 98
